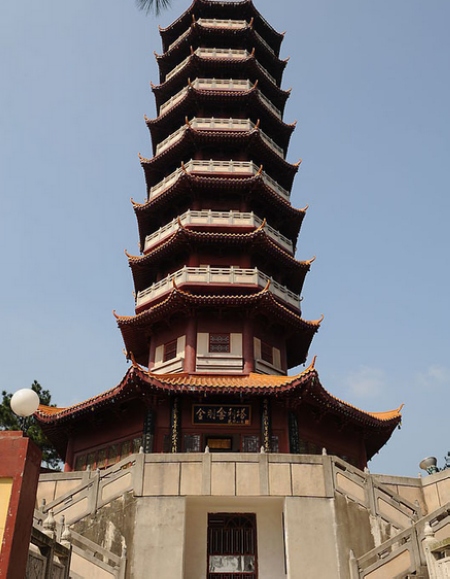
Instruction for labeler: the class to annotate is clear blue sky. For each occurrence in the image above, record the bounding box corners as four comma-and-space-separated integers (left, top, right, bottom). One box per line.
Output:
1, 0, 449, 476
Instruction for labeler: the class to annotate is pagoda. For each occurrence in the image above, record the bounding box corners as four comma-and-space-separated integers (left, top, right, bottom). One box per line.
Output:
36, 0, 401, 473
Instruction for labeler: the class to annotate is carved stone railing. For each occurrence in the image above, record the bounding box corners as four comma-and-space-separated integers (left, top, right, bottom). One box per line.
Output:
135, 266, 300, 310
27, 526, 71, 579
155, 117, 284, 157
148, 159, 290, 200
165, 48, 252, 82
143, 209, 293, 254
197, 18, 248, 30
159, 78, 281, 118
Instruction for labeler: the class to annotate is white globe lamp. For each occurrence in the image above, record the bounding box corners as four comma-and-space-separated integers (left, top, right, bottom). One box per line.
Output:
10, 389, 40, 418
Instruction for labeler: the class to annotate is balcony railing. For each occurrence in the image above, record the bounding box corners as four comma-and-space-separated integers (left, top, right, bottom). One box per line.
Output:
159, 78, 281, 118
143, 209, 294, 253
167, 19, 249, 52
197, 18, 248, 30
148, 159, 290, 200
155, 117, 284, 156
167, 27, 191, 52
136, 266, 300, 310
165, 48, 276, 85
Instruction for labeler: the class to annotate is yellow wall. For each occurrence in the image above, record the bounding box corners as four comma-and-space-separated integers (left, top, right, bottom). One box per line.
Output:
0, 478, 13, 549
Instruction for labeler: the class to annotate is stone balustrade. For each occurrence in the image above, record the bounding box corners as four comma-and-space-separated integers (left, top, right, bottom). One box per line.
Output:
148, 159, 290, 200
155, 117, 284, 157
159, 78, 281, 118
143, 209, 293, 254
135, 266, 300, 310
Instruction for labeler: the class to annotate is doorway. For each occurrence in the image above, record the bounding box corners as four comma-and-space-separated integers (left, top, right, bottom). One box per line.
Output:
207, 513, 257, 578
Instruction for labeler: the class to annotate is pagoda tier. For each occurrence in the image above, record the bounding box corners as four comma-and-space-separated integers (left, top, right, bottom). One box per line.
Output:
126, 226, 312, 295
155, 20, 287, 84
159, 0, 284, 56
115, 286, 320, 370
145, 83, 294, 150
153, 52, 289, 111
132, 178, 307, 249
139, 127, 298, 192
36, 361, 402, 471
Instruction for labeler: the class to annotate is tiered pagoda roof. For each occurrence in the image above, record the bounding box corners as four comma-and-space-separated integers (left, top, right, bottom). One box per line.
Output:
36, 359, 402, 461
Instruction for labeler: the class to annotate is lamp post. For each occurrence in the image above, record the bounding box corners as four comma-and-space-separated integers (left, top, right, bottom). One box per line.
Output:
419, 453, 450, 475
10, 388, 40, 433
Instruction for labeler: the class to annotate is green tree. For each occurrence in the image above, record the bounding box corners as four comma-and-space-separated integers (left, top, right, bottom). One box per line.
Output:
0, 381, 61, 470
136, 0, 172, 16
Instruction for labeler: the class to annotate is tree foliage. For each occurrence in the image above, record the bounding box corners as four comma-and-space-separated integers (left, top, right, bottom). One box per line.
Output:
136, 0, 173, 16
0, 381, 61, 469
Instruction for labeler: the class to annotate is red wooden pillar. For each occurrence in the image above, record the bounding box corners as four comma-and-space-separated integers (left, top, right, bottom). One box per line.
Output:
243, 317, 254, 373
0, 431, 41, 579
184, 316, 197, 373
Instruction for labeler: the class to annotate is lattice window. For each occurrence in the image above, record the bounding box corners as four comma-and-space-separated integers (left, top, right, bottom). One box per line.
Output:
209, 333, 231, 353
260, 341, 273, 365
242, 435, 260, 453
164, 339, 178, 361
184, 434, 201, 452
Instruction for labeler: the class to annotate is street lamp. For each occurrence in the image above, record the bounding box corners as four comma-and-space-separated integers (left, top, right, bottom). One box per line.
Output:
419, 453, 450, 475
10, 388, 40, 433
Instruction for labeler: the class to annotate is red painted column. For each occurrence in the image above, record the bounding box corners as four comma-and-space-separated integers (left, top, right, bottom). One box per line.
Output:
0, 432, 41, 579
148, 332, 156, 371
64, 436, 74, 472
184, 316, 197, 373
243, 317, 254, 373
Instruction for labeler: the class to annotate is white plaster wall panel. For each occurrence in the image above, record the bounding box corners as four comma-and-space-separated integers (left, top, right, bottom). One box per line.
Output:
180, 462, 203, 495
236, 462, 260, 496
284, 497, 339, 578
176, 335, 186, 357
291, 464, 326, 497
155, 344, 164, 364
132, 497, 185, 578
143, 462, 180, 496
197, 333, 208, 356
211, 462, 236, 495
269, 463, 292, 496
230, 333, 242, 355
